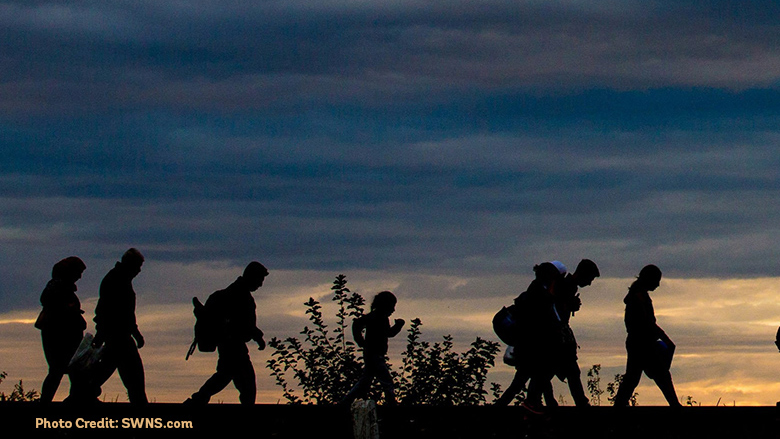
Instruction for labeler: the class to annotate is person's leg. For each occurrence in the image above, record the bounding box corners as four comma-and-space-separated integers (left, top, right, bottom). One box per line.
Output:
190, 344, 240, 404
527, 350, 556, 409
542, 379, 558, 407
90, 340, 120, 402
527, 371, 555, 408
564, 361, 590, 407
230, 344, 256, 405
613, 350, 642, 407
190, 372, 232, 404
114, 337, 147, 404
341, 355, 378, 406
654, 370, 682, 407
40, 331, 79, 403
495, 367, 529, 406
369, 356, 396, 405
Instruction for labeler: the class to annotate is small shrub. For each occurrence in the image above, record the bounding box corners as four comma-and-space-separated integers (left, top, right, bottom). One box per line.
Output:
267, 274, 501, 405
0, 371, 40, 402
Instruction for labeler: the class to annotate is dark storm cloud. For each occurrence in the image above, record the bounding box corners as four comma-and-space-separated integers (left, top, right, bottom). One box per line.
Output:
1, 0, 779, 113
1, 0, 780, 312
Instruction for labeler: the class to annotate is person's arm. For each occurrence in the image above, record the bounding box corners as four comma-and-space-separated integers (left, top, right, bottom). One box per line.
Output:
569, 293, 582, 314
253, 327, 265, 350
352, 316, 367, 347
389, 319, 405, 337
654, 325, 672, 346
92, 279, 109, 348
132, 327, 145, 349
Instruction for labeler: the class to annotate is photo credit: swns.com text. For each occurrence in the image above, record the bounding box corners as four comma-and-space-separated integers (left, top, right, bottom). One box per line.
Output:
35, 416, 194, 430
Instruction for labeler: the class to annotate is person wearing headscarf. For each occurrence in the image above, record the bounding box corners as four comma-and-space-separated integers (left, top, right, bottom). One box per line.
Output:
36, 256, 87, 403
495, 262, 563, 411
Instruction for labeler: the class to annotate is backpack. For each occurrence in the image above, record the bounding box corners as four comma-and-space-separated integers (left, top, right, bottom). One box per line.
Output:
186, 296, 220, 360
492, 303, 521, 346
493, 289, 535, 346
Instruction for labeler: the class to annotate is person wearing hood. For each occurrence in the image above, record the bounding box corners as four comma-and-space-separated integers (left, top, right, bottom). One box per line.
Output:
613, 264, 681, 407
36, 256, 88, 403
495, 262, 563, 410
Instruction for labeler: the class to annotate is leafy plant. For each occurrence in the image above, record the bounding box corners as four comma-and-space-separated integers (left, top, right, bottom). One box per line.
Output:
266, 274, 366, 404
605, 371, 637, 406
267, 274, 501, 406
587, 364, 637, 406
395, 318, 500, 406
587, 364, 605, 405
488, 380, 528, 406
0, 371, 40, 402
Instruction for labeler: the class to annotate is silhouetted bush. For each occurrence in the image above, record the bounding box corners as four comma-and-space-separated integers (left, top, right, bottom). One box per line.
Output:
395, 318, 500, 405
0, 371, 39, 402
267, 275, 500, 405
587, 364, 637, 406
267, 275, 364, 404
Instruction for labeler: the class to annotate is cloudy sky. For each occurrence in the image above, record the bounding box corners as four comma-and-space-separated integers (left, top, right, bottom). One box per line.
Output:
1, 0, 780, 406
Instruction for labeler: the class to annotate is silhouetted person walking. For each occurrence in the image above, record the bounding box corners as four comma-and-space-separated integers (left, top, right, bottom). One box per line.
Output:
186, 262, 268, 405
495, 263, 562, 411
341, 291, 405, 406
35, 257, 88, 403
554, 259, 600, 407
92, 248, 148, 404
613, 264, 681, 407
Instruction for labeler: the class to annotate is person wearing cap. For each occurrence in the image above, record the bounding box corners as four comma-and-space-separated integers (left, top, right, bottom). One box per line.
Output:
552, 259, 600, 407
92, 248, 148, 404
35, 256, 88, 403
185, 261, 269, 405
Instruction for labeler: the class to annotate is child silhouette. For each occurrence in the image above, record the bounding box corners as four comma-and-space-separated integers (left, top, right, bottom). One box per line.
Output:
341, 291, 404, 406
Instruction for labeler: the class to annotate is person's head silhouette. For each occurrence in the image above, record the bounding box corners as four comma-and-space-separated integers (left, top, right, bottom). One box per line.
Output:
243, 261, 269, 291
636, 264, 662, 291
573, 259, 600, 287
52, 256, 86, 283
121, 248, 145, 278
371, 291, 397, 317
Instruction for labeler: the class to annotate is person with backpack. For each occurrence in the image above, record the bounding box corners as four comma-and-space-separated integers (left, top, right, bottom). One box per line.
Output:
494, 262, 563, 410
340, 291, 405, 406
185, 261, 268, 405
613, 264, 681, 407
35, 256, 88, 403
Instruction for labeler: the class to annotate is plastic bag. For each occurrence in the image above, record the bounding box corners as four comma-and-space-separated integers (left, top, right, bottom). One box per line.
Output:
68, 332, 104, 375
503, 346, 519, 366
